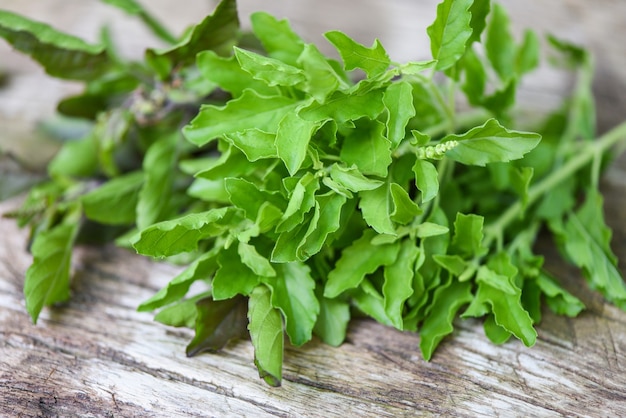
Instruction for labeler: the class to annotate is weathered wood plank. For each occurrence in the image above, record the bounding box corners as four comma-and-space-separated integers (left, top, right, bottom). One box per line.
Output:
2, 0, 626, 416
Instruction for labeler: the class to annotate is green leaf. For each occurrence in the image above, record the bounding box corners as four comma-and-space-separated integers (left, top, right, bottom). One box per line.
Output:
483, 314, 512, 345
351, 280, 394, 327
420, 277, 473, 360
250, 12, 305, 66
511, 167, 534, 211
516, 30, 540, 76
383, 81, 415, 149
299, 89, 385, 124
187, 295, 248, 356
224, 129, 278, 162
137, 132, 178, 230
145, 0, 239, 78
467, 0, 491, 44
197, 51, 276, 98
459, 47, 486, 105
212, 245, 261, 300
329, 164, 383, 192
264, 262, 319, 346
132, 208, 233, 257
101, 0, 176, 44
277, 173, 319, 233
389, 183, 422, 224
536, 273, 585, 317
325, 30, 390, 77
433, 254, 468, 277
154, 297, 202, 329
225, 177, 286, 221
298, 192, 347, 258
444, 119, 541, 166
359, 184, 396, 235
82, 171, 144, 225
324, 230, 400, 298
24, 212, 80, 323
340, 119, 392, 177
314, 292, 351, 347
297, 43, 346, 102
413, 159, 439, 203
451, 213, 486, 258
271, 209, 319, 263
248, 285, 284, 387
235, 47, 306, 87
238, 241, 275, 277
138, 249, 220, 311
275, 112, 320, 175
0, 10, 112, 80
485, 3, 516, 81
427, 0, 474, 71
184, 90, 299, 147
383, 239, 419, 329
48, 136, 99, 178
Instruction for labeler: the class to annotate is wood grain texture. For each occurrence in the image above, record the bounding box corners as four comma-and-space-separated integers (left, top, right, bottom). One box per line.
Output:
2, 1, 626, 416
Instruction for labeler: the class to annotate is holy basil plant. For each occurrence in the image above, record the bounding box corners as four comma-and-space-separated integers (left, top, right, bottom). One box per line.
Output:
2, 0, 626, 386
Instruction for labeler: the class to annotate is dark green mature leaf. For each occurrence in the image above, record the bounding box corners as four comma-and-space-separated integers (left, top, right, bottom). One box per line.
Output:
187, 295, 248, 356
138, 249, 219, 311
0, 10, 112, 80
325, 30, 390, 78
444, 119, 541, 166
420, 277, 473, 360
184, 90, 299, 146
467, 0, 491, 44
146, 0, 239, 78
132, 208, 233, 257
101, 0, 176, 44
325, 230, 400, 298
82, 171, 144, 225
248, 285, 284, 387
24, 210, 80, 323
264, 262, 319, 346
427, 0, 474, 71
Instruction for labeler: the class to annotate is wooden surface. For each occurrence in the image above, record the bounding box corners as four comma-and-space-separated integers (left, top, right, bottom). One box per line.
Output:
2, 1, 626, 416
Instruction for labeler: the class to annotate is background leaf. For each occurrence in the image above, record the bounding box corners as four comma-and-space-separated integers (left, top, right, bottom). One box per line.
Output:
427, 0, 474, 71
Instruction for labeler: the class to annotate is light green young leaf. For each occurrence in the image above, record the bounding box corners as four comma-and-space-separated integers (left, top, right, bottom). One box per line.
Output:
297, 43, 346, 102
238, 241, 276, 277
0, 10, 112, 80
24, 211, 80, 323
383, 239, 419, 329
225, 177, 286, 221
187, 295, 248, 356
82, 171, 144, 225
390, 183, 422, 224
264, 262, 319, 346
433, 254, 468, 277
444, 119, 541, 166
340, 119, 392, 177
250, 12, 305, 66
248, 285, 284, 387
132, 207, 233, 257
299, 89, 385, 124
359, 184, 396, 235
235, 47, 306, 87
277, 173, 319, 233
420, 278, 473, 360
324, 30, 390, 77
460, 47, 486, 105
138, 249, 220, 311
485, 3, 516, 81
516, 30, 540, 76
145, 0, 238, 78
197, 51, 277, 97
451, 213, 486, 258
272, 207, 320, 263
212, 245, 261, 300
511, 166, 534, 211
275, 112, 320, 176
314, 292, 351, 347
224, 129, 278, 162
154, 296, 202, 329
413, 159, 439, 203
383, 81, 415, 149
329, 164, 383, 192
325, 230, 400, 298
137, 132, 178, 230
299, 192, 347, 258
184, 90, 299, 147
48, 136, 98, 178
483, 314, 513, 345
427, 0, 474, 71
536, 273, 585, 317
